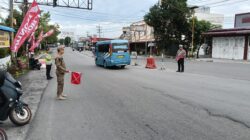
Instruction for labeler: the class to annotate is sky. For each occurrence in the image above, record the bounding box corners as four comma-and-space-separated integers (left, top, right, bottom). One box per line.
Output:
1, 0, 250, 39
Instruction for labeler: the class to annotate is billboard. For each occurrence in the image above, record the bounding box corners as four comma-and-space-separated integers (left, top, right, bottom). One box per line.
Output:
0, 31, 10, 48
235, 12, 250, 28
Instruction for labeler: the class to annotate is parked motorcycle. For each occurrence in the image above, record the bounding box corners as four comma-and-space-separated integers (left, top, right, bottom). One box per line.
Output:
29, 56, 41, 70
0, 128, 7, 140
0, 70, 32, 126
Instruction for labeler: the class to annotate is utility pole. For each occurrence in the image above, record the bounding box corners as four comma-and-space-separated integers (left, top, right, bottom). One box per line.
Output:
23, 0, 28, 15
96, 25, 102, 38
190, 6, 199, 57
159, 0, 162, 6
9, 0, 14, 47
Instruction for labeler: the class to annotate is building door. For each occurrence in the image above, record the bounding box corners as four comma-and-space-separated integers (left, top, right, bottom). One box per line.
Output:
248, 36, 250, 60
233, 37, 245, 60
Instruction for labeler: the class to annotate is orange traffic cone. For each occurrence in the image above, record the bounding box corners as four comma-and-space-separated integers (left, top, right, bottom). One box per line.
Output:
145, 57, 157, 69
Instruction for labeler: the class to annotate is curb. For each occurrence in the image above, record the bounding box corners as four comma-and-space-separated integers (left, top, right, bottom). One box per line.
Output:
195, 59, 250, 64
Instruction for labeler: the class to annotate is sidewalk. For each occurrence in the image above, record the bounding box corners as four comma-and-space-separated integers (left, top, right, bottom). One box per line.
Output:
1, 69, 48, 140
132, 55, 250, 65
196, 58, 250, 64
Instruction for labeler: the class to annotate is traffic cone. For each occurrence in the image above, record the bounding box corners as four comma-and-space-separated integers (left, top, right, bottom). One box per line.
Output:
145, 57, 157, 69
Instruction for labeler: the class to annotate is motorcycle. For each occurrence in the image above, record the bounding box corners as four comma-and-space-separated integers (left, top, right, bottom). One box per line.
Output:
0, 128, 7, 140
0, 70, 32, 126
29, 57, 41, 70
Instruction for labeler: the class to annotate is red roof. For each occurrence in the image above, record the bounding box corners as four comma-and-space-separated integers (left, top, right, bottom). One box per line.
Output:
90, 37, 112, 43
203, 28, 250, 36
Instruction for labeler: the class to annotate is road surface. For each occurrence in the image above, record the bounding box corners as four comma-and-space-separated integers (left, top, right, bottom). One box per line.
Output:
26, 48, 250, 140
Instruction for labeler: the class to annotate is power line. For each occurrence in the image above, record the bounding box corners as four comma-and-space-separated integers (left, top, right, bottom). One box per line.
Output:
209, 0, 250, 7
44, 7, 144, 21
49, 11, 142, 24
96, 25, 102, 38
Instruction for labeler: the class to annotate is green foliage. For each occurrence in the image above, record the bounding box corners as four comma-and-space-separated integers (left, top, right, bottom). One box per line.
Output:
144, 0, 191, 53
0, 48, 10, 58
189, 18, 222, 50
5, 9, 23, 31
0, 14, 5, 25
64, 37, 71, 46
59, 38, 65, 45
37, 12, 60, 48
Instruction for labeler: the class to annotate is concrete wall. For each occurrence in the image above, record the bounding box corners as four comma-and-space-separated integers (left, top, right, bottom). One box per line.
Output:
248, 37, 250, 60
130, 21, 154, 42
212, 37, 245, 60
235, 13, 250, 28
195, 13, 224, 27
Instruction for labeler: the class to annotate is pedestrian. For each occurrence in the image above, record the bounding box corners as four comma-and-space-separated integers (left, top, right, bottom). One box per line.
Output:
55, 46, 70, 100
176, 45, 186, 72
45, 47, 53, 80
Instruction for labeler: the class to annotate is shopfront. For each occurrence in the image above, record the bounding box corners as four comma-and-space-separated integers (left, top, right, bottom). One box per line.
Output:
0, 25, 15, 67
203, 28, 250, 60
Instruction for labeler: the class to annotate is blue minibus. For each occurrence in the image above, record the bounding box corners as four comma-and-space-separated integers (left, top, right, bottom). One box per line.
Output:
95, 40, 131, 68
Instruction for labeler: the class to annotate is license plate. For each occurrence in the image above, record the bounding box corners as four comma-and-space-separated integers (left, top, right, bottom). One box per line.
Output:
117, 55, 124, 58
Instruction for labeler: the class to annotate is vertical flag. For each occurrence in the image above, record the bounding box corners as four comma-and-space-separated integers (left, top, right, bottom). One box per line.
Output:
27, 25, 38, 43
43, 29, 54, 38
29, 30, 43, 52
11, 0, 40, 52
29, 29, 55, 52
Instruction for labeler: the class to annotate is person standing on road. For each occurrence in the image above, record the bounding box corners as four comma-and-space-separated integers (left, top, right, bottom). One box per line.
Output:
55, 46, 70, 100
176, 45, 186, 72
45, 47, 53, 80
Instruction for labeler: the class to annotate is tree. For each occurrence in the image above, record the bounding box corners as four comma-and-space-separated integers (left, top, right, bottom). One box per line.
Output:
37, 12, 60, 48
0, 14, 5, 25
191, 18, 222, 49
144, 0, 191, 55
59, 39, 65, 45
64, 37, 71, 46
5, 9, 23, 32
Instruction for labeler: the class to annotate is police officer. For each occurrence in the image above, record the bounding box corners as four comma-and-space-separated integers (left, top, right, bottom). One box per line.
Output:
176, 45, 186, 72
45, 47, 53, 80
55, 46, 70, 100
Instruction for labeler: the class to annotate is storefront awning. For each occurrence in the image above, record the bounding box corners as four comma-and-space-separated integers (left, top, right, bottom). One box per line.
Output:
0, 25, 15, 32
203, 28, 250, 36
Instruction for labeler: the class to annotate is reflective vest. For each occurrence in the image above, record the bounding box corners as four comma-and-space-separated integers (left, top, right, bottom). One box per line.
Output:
45, 53, 53, 65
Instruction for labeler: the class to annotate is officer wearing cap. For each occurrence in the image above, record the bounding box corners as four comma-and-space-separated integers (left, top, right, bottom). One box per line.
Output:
55, 46, 70, 100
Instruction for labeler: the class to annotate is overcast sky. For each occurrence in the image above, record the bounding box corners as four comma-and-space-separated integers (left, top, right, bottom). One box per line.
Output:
1, 0, 250, 39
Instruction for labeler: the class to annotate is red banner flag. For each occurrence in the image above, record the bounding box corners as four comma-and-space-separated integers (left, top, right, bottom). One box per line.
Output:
27, 25, 38, 43
11, 0, 40, 52
43, 29, 54, 38
29, 30, 43, 52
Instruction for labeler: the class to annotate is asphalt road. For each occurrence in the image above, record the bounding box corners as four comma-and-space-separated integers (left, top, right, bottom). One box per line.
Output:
26, 48, 250, 140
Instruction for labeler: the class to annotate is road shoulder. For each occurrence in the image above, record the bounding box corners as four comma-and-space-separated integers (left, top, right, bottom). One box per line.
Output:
1, 69, 48, 140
